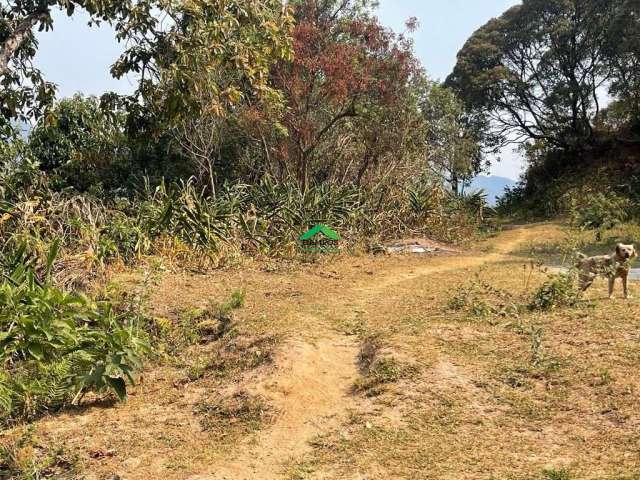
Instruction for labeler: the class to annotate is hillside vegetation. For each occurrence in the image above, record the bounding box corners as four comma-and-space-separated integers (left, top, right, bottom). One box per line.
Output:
1, 0, 640, 479
0, 0, 487, 434
447, 0, 640, 219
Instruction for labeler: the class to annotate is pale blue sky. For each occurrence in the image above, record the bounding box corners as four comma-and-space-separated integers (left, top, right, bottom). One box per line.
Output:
34, 1, 523, 179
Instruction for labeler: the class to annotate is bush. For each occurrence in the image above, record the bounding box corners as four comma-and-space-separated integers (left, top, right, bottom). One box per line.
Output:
528, 271, 581, 311
447, 270, 522, 318
449, 267, 584, 317
2, 134, 487, 292
0, 243, 149, 424
567, 188, 630, 231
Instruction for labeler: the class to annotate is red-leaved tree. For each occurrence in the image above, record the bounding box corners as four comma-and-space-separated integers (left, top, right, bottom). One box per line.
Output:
270, 0, 423, 189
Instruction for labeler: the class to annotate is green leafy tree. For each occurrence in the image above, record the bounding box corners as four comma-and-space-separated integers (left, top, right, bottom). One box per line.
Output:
1, 1, 294, 138
447, 0, 619, 150
606, 0, 640, 127
423, 83, 483, 194
111, 0, 294, 130
28, 94, 128, 190
0, 1, 138, 137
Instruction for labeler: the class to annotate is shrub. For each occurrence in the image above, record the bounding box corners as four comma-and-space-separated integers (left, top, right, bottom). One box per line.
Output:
528, 271, 581, 311
2, 162, 482, 282
567, 188, 630, 231
0, 243, 149, 424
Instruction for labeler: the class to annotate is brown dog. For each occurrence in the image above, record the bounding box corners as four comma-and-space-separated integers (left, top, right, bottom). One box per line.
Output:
576, 244, 637, 299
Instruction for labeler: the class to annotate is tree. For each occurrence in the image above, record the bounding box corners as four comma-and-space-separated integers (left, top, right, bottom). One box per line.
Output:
28, 94, 129, 190
347, 73, 428, 189
1, 1, 294, 139
422, 83, 483, 194
447, 0, 619, 151
0, 1, 140, 137
606, 0, 640, 127
267, 0, 422, 190
173, 106, 224, 197
111, 0, 294, 129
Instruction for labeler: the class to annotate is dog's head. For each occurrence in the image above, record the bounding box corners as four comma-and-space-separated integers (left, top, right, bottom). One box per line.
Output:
616, 243, 637, 260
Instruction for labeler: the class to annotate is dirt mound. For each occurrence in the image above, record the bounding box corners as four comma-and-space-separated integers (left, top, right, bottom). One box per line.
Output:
195, 336, 360, 480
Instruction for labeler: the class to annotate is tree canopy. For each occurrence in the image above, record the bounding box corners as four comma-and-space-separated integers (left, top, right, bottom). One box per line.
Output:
269, 0, 425, 189
0, 0, 294, 138
2, 0, 488, 200
0, 1, 138, 137
447, 0, 631, 151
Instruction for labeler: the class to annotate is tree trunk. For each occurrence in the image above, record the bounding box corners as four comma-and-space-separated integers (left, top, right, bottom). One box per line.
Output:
0, 11, 49, 74
451, 171, 459, 195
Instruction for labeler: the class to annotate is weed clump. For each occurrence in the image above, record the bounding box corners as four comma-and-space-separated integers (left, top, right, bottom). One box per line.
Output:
542, 468, 572, 480
447, 270, 522, 319
449, 267, 585, 319
154, 290, 246, 349
152, 289, 276, 384
353, 336, 418, 396
194, 391, 272, 434
528, 271, 582, 311
0, 428, 78, 479
186, 335, 279, 382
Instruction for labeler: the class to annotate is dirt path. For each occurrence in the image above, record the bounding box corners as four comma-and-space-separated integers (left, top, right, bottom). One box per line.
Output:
355, 223, 531, 295
191, 337, 360, 480
188, 225, 540, 479
26, 224, 556, 479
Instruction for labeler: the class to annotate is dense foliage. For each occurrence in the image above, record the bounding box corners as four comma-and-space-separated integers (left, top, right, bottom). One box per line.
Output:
0, 243, 148, 424
448, 0, 631, 149
1, 0, 294, 138
448, 0, 640, 216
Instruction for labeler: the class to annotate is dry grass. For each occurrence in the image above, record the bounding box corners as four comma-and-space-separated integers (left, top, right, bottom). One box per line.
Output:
284, 224, 640, 479
0, 428, 78, 479
5, 223, 640, 479
352, 335, 419, 397
515, 222, 640, 265
194, 390, 273, 436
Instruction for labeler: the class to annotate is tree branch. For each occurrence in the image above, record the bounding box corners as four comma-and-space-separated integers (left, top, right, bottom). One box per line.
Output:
0, 10, 49, 75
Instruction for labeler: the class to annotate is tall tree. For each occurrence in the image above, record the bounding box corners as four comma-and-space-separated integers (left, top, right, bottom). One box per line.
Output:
0, 1, 294, 139
422, 83, 483, 194
606, 0, 640, 127
111, 0, 294, 129
0, 1, 138, 137
271, 0, 421, 189
447, 0, 619, 150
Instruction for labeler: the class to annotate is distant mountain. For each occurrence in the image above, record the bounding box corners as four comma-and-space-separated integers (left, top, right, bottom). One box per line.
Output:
468, 175, 517, 206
